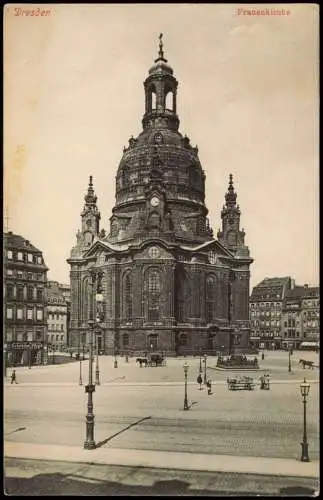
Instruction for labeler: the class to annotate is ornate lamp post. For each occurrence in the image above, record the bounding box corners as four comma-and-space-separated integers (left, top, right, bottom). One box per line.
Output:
300, 378, 310, 462
203, 354, 207, 384
183, 362, 189, 411
84, 271, 97, 450
79, 358, 83, 386
288, 347, 293, 372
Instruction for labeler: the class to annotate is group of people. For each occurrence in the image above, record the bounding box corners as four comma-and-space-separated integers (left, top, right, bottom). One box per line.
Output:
197, 373, 213, 395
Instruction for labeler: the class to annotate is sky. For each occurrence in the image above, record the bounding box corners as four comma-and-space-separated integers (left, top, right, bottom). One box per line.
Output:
4, 3, 319, 290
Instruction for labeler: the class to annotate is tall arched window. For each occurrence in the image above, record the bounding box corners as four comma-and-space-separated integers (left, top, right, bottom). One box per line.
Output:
146, 269, 161, 320
124, 272, 132, 320
206, 276, 216, 322
148, 85, 157, 111
165, 90, 173, 110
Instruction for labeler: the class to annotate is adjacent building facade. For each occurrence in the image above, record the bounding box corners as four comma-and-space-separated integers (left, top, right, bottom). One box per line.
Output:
67, 38, 253, 355
4, 231, 49, 367
250, 278, 320, 349
301, 285, 320, 344
249, 277, 292, 349
46, 281, 70, 350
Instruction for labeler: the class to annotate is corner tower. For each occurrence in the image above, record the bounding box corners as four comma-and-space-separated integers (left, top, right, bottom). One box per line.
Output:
217, 174, 250, 257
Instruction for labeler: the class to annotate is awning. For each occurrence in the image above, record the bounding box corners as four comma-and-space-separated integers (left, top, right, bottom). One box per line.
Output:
300, 341, 320, 347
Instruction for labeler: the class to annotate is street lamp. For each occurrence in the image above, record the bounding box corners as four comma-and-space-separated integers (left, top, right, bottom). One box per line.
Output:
79, 358, 83, 386
203, 354, 207, 384
288, 347, 293, 372
199, 348, 202, 374
300, 378, 310, 462
84, 271, 97, 450
183, 362, 189, 411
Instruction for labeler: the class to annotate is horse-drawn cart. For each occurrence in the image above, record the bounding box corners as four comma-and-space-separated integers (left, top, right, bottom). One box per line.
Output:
227, 376, 256, 391
299, 359, 315, 370
136, 352, 166, 367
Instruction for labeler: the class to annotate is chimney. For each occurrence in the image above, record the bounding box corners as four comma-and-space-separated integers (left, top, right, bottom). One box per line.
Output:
291, 279, 295, 290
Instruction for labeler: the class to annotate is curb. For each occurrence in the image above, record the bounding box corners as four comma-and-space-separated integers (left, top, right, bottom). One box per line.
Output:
4, 442, 319, 479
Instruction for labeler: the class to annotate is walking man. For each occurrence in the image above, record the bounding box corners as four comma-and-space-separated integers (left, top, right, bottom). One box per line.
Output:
11, 369, 18, 384
207, 378, 212, 395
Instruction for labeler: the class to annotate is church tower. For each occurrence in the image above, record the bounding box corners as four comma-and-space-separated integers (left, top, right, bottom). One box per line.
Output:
70, 176, 101, 257
217, 174, 250, 257
68, 36, 253, 355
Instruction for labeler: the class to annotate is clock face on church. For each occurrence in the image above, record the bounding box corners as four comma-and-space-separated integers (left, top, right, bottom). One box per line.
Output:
150, 196, 160, 207
154, 132, 163, 144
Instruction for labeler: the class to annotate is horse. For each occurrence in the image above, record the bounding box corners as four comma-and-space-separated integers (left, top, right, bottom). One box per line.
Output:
136, 357, 148, 367
299, 359, 314, 369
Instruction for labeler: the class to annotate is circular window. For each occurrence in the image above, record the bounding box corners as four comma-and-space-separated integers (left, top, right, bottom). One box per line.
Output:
148, 246, 160, 258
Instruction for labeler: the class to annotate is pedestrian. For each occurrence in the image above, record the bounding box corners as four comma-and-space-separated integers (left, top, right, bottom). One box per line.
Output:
207, 378, 212, 395
197, 373, 203, 390
11, 369, 18, 384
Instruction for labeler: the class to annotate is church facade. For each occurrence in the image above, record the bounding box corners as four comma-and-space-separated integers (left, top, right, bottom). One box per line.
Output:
67, 38, 253, 355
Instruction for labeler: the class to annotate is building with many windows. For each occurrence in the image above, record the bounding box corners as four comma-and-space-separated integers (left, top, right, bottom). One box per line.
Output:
250, 278, 320, 350
281, 284, 320, 350
67, 38, 253, 355
301, 285, 320, 345
4, 231, 48, 367
46, 281, 70, 350
249, 277, 292, 349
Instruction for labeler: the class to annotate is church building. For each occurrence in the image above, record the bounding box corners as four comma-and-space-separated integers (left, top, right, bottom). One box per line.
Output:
67, 37, 253, 355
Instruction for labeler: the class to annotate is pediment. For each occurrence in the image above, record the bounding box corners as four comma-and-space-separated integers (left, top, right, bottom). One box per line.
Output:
180, 239, 234, 259
82, 240, 114, 259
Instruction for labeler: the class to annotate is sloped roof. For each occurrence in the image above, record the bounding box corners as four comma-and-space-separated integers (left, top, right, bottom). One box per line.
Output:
256, 277, 291, 288
285, 286, 307, 299
4, 232, 41, 253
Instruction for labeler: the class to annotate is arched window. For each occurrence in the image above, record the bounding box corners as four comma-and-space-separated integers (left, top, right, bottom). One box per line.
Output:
165, 90, 173, 111
179, 333, 188, 346
124, 272, 132, 320
146, 269, 161, 321
206, 276, 216, 322
148, 85, 157, 111
148, 212, 160, 229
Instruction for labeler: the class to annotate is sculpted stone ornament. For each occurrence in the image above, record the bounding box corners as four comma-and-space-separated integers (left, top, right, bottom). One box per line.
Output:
150, 196, 160, 207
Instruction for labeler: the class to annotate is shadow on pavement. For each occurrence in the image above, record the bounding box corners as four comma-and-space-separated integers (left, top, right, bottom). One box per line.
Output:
95, 416, 152, 449
4, 472, 318, 497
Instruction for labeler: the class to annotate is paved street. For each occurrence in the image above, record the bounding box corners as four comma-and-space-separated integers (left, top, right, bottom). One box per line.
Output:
5, 458, 319, 496
4, 352, 320, 461
4, 350, 320, 384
